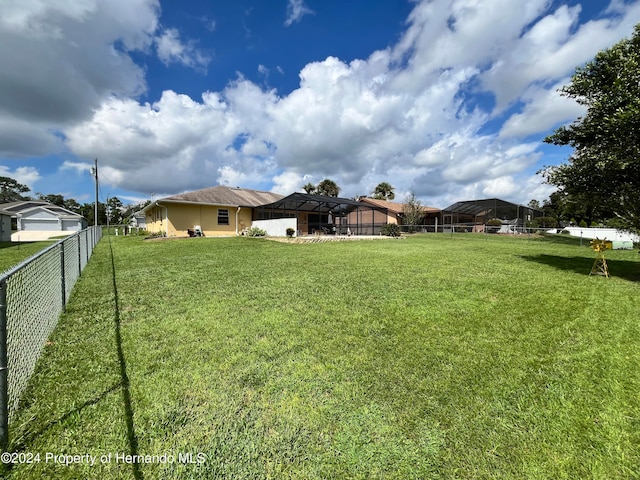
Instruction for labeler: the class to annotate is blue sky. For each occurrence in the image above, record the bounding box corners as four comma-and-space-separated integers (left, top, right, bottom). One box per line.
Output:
1, 0, 640, 209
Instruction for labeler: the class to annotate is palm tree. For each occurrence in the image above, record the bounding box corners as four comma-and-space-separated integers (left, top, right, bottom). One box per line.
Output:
372, 182, 395, 200
316, 179, 341, 197
302, 182, 316, 194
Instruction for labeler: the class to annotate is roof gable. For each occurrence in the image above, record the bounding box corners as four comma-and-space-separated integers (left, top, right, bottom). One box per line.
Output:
0, 201, 83, 218
1, 201, 50, 212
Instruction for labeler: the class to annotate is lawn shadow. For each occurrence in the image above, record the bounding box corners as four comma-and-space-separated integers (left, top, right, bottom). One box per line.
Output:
518, 254, 640, 282
108, 236, 143, 480
6, 382, 122, 457
1, 238, 144, 479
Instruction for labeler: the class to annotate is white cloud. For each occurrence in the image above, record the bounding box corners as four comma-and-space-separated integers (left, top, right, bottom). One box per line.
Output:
4, 0, 640, 209
61, 161, 93, 174
0, 0, 158, 155
499, 81, 587, 139
271, 171, 305, 195
284, 0, 315, 27
64, 0, 640, 206
155, 28, 211, 70
0, 165, 41, 191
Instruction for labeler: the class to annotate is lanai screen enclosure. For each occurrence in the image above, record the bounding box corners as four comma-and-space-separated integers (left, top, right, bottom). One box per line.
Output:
442, 198, 544, 231
254, 193, 389, 235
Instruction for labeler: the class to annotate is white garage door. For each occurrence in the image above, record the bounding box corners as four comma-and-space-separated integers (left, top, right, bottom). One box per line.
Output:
62, 219, 80, 231
22, 219, 58, 231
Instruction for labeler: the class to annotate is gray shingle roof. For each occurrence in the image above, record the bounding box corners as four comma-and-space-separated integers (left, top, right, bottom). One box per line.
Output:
0, 201, 83, 217
161, 186, 284, 207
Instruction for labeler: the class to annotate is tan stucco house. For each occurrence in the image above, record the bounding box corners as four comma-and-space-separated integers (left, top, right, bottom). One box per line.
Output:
142, 186, 284, 237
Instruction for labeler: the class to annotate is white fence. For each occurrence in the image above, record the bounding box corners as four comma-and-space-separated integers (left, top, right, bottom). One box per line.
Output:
555, 227, 639, 243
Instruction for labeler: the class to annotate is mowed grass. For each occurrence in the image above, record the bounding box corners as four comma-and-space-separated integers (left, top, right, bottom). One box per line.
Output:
4, 234, 639, 479
0, 241, 55, 274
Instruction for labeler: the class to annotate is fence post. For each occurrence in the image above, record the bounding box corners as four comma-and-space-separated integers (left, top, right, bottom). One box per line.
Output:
0, 280, 9, 450
78, 233, 82, 277
60, 244, 66, 312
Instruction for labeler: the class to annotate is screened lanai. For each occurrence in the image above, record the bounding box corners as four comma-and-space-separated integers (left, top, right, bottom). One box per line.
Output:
254, 193, 389, 235
442, 198, 543, 230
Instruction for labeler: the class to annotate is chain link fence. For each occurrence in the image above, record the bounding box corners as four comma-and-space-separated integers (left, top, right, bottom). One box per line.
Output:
0, 226, 102, 448
398, 224, 560, 235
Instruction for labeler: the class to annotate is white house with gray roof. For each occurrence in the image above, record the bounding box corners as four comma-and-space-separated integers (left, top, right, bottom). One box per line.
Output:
0, 201, 87, 241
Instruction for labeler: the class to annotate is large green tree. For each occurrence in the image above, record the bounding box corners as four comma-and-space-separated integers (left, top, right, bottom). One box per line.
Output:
80, 202, 107, 226
107, 197, 124, 224
0, 176, 30, 203
36, 193, 65, 207
542, 24, 640, 232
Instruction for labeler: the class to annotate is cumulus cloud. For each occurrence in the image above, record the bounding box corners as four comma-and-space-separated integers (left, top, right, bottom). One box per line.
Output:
3, 0, 640, 207
61, 1, 640, 205
0, 0, 212, 159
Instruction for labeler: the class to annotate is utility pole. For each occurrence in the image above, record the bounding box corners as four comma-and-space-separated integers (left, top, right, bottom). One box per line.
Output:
90, 158, 98, 226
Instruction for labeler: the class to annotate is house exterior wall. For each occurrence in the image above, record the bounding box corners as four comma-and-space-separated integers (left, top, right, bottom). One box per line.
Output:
146, 203, 253, 237
0, 214, 11, 242
251, 218, 297, 236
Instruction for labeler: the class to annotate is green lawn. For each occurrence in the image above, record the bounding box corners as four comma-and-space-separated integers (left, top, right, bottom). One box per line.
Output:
0, 241, 55, 274
4, 234, 639, 479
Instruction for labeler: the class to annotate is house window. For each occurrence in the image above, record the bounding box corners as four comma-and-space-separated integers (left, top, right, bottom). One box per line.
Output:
218, 208, 229, 225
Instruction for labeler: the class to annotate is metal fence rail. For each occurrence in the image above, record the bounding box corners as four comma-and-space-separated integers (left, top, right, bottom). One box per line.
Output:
0, 226, 102, 448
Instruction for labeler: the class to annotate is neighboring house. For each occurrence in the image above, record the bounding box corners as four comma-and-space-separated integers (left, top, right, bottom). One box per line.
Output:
143, 186, 284, 237
0, 201, 87, 240
357, 197, 441, 226
0, 208, 11, 242
129, 211, 147, 229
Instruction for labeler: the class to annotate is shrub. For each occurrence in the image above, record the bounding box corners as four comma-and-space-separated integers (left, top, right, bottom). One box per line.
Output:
286, 228, 295, 238
381, 223, 401, 237
579, 219, 588, 228
485, 218, 502, 233
248, 227, 267, 237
